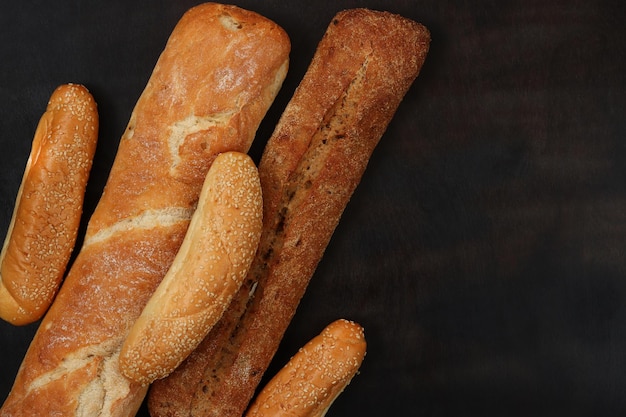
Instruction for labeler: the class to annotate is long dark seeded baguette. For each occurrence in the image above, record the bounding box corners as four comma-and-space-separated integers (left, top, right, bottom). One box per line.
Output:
148, 8, 430, 417
0, 3, 289, 416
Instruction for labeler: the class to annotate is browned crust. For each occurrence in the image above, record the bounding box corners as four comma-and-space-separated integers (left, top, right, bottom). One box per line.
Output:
148, 8, 429, 417
244, 319, 366, 417
0, 3, 290, 416
119, 152, 263, 386
0, 83, 98, 325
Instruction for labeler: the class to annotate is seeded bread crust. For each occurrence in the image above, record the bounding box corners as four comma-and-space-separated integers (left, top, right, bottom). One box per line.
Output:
119, 152, 263, 386
0, 3, 289, 417
244, 319, 366, 417
0, 84, 98, 326
148, 8, 429, 417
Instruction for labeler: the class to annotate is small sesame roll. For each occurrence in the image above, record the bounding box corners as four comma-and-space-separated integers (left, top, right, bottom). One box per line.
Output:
119, 151, 263, 385
245, 319, 366, 417
0, 83, 98, 325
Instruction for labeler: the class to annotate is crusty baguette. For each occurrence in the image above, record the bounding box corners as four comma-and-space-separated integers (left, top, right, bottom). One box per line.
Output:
0, 3, 289, 417
0, 83, 98, 325
120, 151, 263, 386
148, 8, 429, 417
244, 319, 366, 417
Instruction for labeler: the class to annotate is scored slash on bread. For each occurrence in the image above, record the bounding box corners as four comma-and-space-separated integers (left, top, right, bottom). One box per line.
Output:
0, 84, 98, 326
120, 151, 263, 386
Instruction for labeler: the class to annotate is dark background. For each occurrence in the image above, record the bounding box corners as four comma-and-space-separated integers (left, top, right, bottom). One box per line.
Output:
1, 0, 625, 415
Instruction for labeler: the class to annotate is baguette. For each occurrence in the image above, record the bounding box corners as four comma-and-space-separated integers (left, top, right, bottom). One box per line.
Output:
119, 151, 263, 386
0, 83, 98, 325
0, 3, 289, 417
244, 319, 366, 417
148, 8, 429, 417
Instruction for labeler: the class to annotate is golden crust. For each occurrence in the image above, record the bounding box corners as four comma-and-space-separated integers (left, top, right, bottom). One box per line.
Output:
245, 319, 366, 417
1, 3, 289, 416
149, 8, 429, 417
0, 83, 98, 325
119, 152, 263, 386
85, 3, 289, 237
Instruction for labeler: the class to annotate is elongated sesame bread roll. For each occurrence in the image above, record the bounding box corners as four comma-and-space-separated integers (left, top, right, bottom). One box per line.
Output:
148, 8, 429, 417
0, 3, 289, 417
0, 84, 98, 325
120, 151, 263, 386
245, 319, 366, 417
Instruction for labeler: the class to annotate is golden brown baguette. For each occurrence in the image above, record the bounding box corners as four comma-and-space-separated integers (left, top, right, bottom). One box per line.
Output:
0, 3, 289, 417
244, 319, 366, 417
119, 151, 263, 386
0, 83, 98, 325
148, 8, 429, 417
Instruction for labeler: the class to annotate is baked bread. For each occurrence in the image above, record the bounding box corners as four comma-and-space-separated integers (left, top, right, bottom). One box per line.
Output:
119, 151, 263, 386
0, 3, 289, 416
148, 8, 429, 417
0, 83, 98, 325
244, 319, 366, 417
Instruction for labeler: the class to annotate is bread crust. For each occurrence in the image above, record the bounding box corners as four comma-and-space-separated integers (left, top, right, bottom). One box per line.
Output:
0, 3, 289, 416
148, 8, 429, 417
119, 151, 263, 386
244, 319, 366, 417
0, 83, 98, 325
